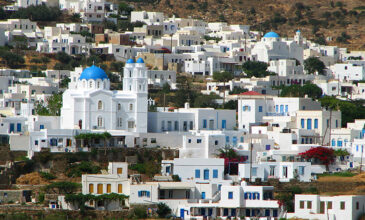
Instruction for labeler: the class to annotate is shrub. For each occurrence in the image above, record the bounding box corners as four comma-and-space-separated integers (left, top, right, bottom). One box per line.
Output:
156, 203, 172, 218
39, 172, 56, 180
66, 161, 101, 177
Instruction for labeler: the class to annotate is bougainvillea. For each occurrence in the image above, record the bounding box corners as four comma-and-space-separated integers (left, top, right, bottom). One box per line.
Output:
299, 147, 335, 165
217, 147, 247, 175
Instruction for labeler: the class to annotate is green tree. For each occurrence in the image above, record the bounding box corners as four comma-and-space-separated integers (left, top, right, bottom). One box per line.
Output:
213, 71, 234, 104
242, 61, 270, 78
280, 83, 322, 99
304, 57, 325, 75
156, 203, 172, 218
45, 182, 81, 194
162, 83, 171, 93
60, 77, 70, 88
35, 93, 63, 116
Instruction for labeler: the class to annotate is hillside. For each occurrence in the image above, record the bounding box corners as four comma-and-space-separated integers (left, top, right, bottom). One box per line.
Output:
127, 0, 365, 50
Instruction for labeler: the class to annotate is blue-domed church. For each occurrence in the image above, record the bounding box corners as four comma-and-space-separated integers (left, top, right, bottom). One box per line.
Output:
60, 58, 148, 133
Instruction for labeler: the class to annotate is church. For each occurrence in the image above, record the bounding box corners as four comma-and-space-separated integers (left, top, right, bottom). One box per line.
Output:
60, 58, 148, 133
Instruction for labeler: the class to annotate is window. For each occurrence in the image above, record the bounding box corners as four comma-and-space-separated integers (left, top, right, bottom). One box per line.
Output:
332, 139, 336, 147
98, 100, 103, 110
328, 201, 333, 209
204, 169, 209, 180
285, 105, 288, 112
265, 145, 270, 150
228, 192, 233, 199
174, 121, 178, 130
301, 119, 305, 128
226, 136, 229, 143
107, 184, 111, 193
340, 201, 345, 210
307, 201, 312, 209
118, 184, 123, 193
240, 137, 244, 142
320, 201, 325, 214
117, 168, 123, 174
128, 121, 134, 129
252, 167, 257, 176
356, 202, 359, 210
195, 169, 200, 178
97, 116, 103, 127
201, 192, 206, 199
307, 119, 312, 130
314, 119, 318, 129
89, 184, 94, 193
117, 118, 123, 127
299, 166, 305, 175
197, 139, 202, 143
258, 106, 263, 112
138, 191, 150, 197
215, 140, 218, 145
129, 104, 133, 111
222, 120, 226, 129
203, 119, 207, 128
336, 120, 338, 128
213, 169, 218, 178
337, 139, 343, 147
118, 103, 121, 111
300, 201, 305, 209
97, 184, 103, 194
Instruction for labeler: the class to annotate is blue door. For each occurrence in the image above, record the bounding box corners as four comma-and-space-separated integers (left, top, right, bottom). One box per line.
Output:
9, 123, 14, 133
16, 123, 21, 132
222, 120, 226, 129
201, 208, 206, 216
231, 209, 236, 217
201, 192, 206, 199
180, 209, 184, 219
307, 119, 312, 130
204, 169, 209, 180
280, 105, 284, 113
208, 208, 212, 216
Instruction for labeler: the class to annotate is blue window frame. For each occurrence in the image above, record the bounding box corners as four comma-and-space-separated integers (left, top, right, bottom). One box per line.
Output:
265, 209, 270, 217
201, 192, 205, 199
204, 169, 209, 180
338, 140, 343, 147
203, 120, 207, 128
307, 119, 312, 130
314, 119, 318, 129
336, 120, 338, 128
280, 105, 284, 113
266, 145, 270, 150
332, 139, 336, 147
40, 124, 44, 129
301, 119, 305, 128
273, 210, 278, 217
222, 120, 226, 129
258, 106, 263, 112
275, 105, 279, 112
213, 169, 218, 178
285, 105, 288, 112
357, 145, 359, 152
252, 167, 257, 176
226, 136, 229, 143
244, 192, 248, 199
9, 123, 14, 133
16, 123, 21, 132
228, 192, 233, 199
232, 136, 237, 146
195, 169, 200, 178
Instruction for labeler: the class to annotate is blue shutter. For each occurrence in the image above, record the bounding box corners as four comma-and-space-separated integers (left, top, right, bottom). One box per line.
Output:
204, 169, 209, 180
195, 169, 200, 178
266, 145, 270, 150
280, 105, 284, 113
9, 123, 14, 133
213, 169, 218, 178
228, 192, 233, 199
258, 106, 262, 112
307, 119, 312, 130
203, 119, 207, 128
275, 105, 279, 112
256, 193, 260, 200
16, 123, 21, 132
244, 193, 248, 199
222, 120, 226, 129
314, 119, 318, 128
285, 105, 288, 112
201, 192, 206, 199
40, 124, 44, 129
301, 119, 305, 128
332, 139, 336, 147
147, 191, 150, 197
138, 191, 141, 197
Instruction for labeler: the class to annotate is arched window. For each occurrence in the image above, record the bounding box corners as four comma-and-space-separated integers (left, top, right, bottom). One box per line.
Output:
89, 81, 92, 88
98, 100, 103, 110
97, 81, 100, 88
118, 103, 121, 111
129, 71, 132, 78
97, 116, 103, 127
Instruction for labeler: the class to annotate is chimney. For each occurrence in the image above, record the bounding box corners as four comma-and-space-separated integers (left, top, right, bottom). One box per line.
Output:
184, 102, 190, 109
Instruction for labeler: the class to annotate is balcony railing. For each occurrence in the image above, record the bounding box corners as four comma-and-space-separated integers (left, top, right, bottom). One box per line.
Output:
266, 112, 289, 116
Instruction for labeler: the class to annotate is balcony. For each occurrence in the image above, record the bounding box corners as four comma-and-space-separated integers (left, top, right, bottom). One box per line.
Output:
266, 112, 289, 116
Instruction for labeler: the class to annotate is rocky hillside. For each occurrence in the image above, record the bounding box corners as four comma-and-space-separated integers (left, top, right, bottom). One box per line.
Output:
127, 0, 365, 50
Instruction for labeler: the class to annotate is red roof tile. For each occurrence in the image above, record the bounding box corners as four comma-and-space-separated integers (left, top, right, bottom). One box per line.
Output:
239, 91, 263, 96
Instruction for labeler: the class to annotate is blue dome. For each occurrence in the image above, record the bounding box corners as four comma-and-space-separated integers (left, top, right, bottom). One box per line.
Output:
136, 58, 144, 63
127, 59, 135, 64
264, 32, 280, 38
79, 65, 108, 80
296, 30, 301, 33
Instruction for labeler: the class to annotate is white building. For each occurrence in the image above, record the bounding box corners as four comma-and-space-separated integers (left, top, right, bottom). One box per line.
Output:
331, 62, 365, 81
287, 194, 365, 220
251, 31, 303, 64
239, 162, 312, 182
60, 58, 148, 133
